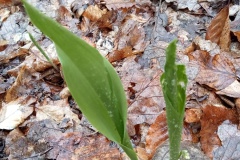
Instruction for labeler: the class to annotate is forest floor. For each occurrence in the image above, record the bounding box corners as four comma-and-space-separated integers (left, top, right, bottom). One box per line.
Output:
0, 0, 240, 159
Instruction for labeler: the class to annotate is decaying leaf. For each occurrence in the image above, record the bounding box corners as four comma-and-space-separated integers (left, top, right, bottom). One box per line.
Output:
5, 65, 32, 102
82, 5, 107, 21
145, 111, 168, 159
192, 50, 236, 91
42, 132, 121, 159
36, 99, 80, 125
0, 97, 35, 130
213, 120, 240, 160
103, 0, 151, 10
216, 80, 240, 98
230, 18, 240, 42
200, 105, 238, 158
185, 108, 202, 123
205, 5, 230, 50
108, 18, 149, 62
120, 57, 164, 126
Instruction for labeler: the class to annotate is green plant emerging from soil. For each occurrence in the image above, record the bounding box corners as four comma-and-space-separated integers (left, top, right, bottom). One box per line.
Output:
22, 1, 137, 159
160, 40, 188, 160
23, 1, 187, 159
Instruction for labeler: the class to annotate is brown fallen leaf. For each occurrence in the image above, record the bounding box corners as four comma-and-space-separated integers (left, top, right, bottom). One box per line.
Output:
57, 133, 120, 159
108, 46, 133, 62
185, 108, 202, 123
234, 98, 240, 129
35, 98, 80, 125
200, 105, 238, 158
145, 111, 195, 159
5, 65, 32, 102
191, 50, 236, 90
82, 5, 107, 21
0, 0, 21, 8
216, 80, 240, 98
103, 0, 136, 10
205, 5, 230, 50
145, 111, 168, 159
0, 97, 35, 130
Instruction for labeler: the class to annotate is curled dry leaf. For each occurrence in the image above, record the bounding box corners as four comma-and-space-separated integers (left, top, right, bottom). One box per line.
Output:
191, 50, 236, 91
205, 5, 230, 50
200, 105, 238, 158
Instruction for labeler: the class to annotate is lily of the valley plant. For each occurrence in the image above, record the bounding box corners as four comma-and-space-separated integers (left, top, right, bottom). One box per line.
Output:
160, 40, 188, 160
23, 1, 137, 159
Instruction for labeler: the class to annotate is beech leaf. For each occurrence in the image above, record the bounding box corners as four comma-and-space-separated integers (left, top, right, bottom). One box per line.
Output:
205, 5, 230, 50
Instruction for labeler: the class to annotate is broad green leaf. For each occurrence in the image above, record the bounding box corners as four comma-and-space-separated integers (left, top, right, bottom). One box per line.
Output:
22, 1, 137, 159
160, 40, 188, 160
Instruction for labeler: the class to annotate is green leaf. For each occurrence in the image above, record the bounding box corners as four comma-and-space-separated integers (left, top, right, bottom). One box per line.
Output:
22, 1, 137, 159
160, 40, 188, 160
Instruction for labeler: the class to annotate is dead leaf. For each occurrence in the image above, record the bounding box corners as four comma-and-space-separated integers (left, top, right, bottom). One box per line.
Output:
230, 18, 240, 42
82, 5, 107, 21
0, 97, 35, 130
0, 40, 8, 52
200, 105, 238, 158
103, 0, 136, 10
5, 128, 31, 159
51, 133, 120, 160
146, 111, 197, 159
192, 51, 236, 90
36, 99, 80, 125
136, 147, 149, 160
213, 120, 240, 160
216, 80, 240, 98
185, 108, 202, 123
145, 111, 168, 159
205, 5, 230, 50
0, 0, 21, 8
5, 66, 31, 102
234, 98, 240, 129
96, 10, 117, 29
119, 56, 164, 127
108, 46, 133, 62
108, 18, 149, 62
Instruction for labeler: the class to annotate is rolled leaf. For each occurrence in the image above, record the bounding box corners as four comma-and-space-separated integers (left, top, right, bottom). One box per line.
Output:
160, 40, 188, 160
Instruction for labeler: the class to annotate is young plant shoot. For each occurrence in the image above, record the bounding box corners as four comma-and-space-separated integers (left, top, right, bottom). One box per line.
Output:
28, 33, 58, 71
160, 40, 188, 160
22, 1, 137, 159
